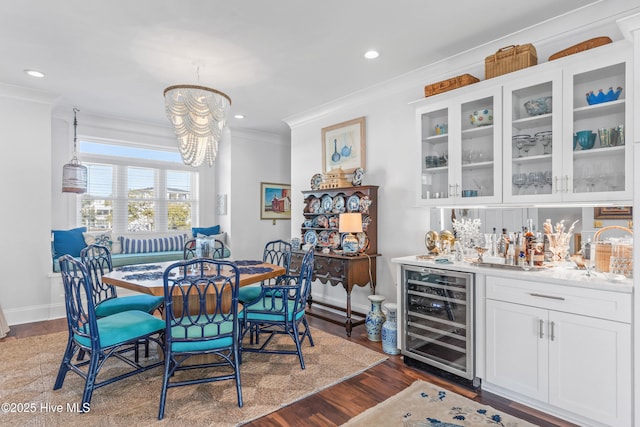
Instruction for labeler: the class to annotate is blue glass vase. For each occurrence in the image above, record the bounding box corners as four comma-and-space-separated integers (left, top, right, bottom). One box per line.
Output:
365, 295, 386, 342
381, 303, 400, 355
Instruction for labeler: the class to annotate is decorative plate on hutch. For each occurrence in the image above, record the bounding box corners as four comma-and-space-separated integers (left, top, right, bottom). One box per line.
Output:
347, 195, 360, 212
304, 230, 318, 246
333, 195, 345, 213
321, 195, 333, 212
310, 173, 323, 190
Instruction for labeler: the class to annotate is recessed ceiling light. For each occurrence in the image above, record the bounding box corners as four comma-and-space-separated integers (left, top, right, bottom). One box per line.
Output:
364, 50, 380, 59
24, 69, 45, 78
234, 114, 245, 119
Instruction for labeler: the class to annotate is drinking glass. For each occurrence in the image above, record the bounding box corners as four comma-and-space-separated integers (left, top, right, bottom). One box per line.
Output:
513, 173, 526, 194
522, 137, 537, 157
535, 131, 552, 154
513, 135, 530, 158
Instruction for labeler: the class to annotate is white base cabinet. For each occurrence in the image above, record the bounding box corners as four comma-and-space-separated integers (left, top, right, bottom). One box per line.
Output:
485, 277, 631, 426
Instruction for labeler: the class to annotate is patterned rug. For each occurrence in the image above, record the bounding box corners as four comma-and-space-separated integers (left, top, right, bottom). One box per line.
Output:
0, 328, 386, 426
342, 380, 537, 427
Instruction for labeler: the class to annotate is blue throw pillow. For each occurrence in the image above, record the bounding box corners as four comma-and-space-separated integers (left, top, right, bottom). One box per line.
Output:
192, 225, 220, 237
52, 227, 87, 259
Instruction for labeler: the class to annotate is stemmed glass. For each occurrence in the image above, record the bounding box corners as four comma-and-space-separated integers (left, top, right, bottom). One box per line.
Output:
512, 173, 526, 194
513, 135, 530, 158
535, 131, 553, 154
522, 137, 537, 157
543, 171, 553, 192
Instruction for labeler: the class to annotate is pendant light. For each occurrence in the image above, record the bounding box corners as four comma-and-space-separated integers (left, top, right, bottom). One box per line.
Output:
164, 84, 231, 167
62, 108, 88, 193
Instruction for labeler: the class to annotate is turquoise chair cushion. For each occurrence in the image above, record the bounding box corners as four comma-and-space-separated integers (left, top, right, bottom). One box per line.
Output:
75, 310, 165, 349
238, 285, 262, 303
244, 299, 305, 322
170, 318, 237, 353
95, 294, 164, 317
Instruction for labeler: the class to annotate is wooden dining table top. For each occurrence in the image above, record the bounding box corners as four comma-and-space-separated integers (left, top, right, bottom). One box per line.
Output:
102, 260, 286, 297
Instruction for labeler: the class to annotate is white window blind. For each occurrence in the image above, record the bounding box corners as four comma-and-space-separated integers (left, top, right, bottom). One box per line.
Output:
79, 141, 198, 234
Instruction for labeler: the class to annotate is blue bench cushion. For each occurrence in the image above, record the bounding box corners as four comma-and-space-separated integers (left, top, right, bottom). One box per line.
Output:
53, 247, 231, 272
120, 235, 185, 254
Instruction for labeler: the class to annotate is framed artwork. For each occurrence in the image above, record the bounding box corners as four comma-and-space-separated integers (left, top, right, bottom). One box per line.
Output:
260, 182, 291, 220
593, 206, 632, 219
321, 116, 366, 174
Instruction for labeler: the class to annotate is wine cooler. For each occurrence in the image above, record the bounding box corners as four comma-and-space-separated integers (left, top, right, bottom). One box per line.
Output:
401, 265, 477, 383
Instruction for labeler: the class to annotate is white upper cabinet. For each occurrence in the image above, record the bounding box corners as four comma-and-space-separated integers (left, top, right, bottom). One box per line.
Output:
414, 41, 633, 207
416, 86, 502, 206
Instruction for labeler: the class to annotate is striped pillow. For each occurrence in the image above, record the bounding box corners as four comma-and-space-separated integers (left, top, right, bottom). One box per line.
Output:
120, 234, 185, 254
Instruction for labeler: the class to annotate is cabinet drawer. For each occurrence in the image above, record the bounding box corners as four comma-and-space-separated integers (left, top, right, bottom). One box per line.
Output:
485, 276, 631, 323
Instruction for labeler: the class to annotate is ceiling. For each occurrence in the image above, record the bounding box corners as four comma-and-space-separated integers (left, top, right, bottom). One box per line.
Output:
0, 0, 637, 139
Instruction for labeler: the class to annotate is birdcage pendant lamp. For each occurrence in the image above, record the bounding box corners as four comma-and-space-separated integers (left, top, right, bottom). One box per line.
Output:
164, 85, 232, 167
62, 108, 87, 194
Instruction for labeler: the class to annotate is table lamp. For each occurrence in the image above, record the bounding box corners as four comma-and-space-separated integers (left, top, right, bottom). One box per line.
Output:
339, 213, 363, 255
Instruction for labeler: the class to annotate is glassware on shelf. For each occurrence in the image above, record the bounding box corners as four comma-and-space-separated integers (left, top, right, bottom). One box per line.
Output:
513, 173, 526, 194
535, 130, 553, 154
513, 135, 531, 158
522, 137, 537, 157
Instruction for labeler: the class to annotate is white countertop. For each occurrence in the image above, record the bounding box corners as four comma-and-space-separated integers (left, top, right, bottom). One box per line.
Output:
391, 255, 633, 294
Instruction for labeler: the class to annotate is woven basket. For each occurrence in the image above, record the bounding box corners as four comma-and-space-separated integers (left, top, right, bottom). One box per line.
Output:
548, 37, 612, 61
485, 44, 537, 79
424, 74, 479, 97
592, 225, 633, 274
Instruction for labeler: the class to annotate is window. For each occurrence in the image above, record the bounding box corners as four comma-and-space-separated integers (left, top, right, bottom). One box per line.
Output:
79, 141, 198, 233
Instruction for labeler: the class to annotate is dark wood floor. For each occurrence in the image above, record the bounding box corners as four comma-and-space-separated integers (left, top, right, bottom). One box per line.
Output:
2, 314, 577, 427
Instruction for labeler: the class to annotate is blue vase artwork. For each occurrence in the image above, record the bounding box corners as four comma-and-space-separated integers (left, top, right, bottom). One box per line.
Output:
365, 295, 386, 342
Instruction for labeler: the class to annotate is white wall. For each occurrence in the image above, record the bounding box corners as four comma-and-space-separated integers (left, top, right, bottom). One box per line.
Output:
228, 129, 292, 261
0, 84, 55, 323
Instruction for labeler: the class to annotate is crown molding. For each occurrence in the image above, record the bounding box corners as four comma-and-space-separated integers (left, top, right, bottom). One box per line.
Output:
0, 82, 57, 105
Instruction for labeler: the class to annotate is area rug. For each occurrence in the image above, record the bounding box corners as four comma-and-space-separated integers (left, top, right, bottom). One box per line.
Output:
0, 328, 386, 426
342, 380, 537, 427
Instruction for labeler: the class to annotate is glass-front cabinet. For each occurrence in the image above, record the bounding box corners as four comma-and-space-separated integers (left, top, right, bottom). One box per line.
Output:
503, 71, 562, 203
416, 41, 632, 207
417, 87, 502, 206
562, 49, 632, 202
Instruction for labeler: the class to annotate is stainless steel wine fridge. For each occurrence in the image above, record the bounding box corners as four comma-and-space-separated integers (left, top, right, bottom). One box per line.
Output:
401, 265, 477, 385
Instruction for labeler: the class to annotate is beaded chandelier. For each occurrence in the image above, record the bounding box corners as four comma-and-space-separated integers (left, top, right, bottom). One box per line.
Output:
163, 85, 231, 167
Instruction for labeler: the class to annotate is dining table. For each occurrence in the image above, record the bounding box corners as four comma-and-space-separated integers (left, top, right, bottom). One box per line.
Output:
102, 259, 286, 317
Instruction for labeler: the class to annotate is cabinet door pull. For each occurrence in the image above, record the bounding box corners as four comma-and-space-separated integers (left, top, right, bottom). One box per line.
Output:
563, 175, 569, 193
550, 321, 556, 341
448, 184, 454, 197
455, 184, 460, 197
529, 293, 565, 301
539, 319, 544, 339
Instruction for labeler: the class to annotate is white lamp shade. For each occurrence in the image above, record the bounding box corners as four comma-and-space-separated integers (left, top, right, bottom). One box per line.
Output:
339, 213, 363, 233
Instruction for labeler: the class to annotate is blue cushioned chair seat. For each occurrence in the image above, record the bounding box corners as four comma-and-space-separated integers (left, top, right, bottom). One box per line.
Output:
170, 315, 241, 353
75, 310, 165, 349
244, 299, 304, 322
95, 294, 164, 318
238, 285, 262, 303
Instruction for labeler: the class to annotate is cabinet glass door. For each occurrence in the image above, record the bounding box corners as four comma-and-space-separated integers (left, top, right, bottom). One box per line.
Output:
565, 59, 630, 201
458, 94, 500, 203
503, 71, 562, 203
419, 106, 452, 203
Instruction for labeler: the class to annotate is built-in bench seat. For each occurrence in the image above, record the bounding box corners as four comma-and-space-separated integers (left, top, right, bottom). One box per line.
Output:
51, 226, 230, 272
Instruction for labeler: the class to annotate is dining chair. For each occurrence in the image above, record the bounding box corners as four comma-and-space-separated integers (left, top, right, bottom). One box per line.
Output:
54, 255, 165, 411
241, 248, 314, 369
81, 244, 164, 318
183, 237, 226, 260
80, 244, 164, 362
158, 258, 243, 420
238, 239, 292, 304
